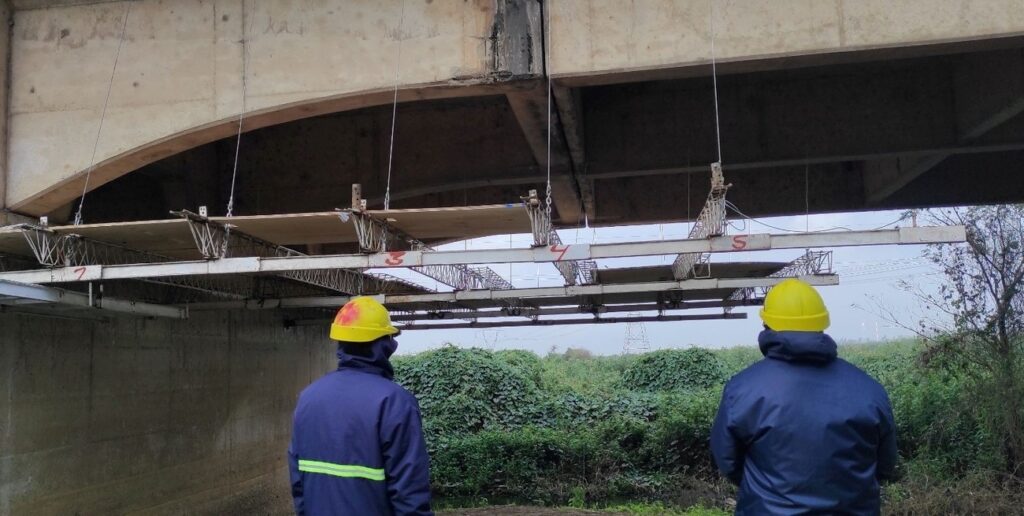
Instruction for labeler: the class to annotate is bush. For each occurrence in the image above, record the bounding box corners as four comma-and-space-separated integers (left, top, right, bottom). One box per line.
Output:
547, 391, 659, 427
621, 349, 727, 392
494, 349, 544, 385
394, 346, 545, 437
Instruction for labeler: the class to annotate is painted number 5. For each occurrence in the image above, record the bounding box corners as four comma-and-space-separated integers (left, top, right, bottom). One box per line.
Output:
384, 251, 406, 266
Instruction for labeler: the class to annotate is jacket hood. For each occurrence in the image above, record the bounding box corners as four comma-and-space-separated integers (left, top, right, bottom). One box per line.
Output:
337, 336, 398, 379
758, 329, 837, 364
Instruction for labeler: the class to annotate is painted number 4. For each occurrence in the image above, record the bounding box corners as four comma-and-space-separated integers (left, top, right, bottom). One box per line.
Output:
550, 244, 570, 261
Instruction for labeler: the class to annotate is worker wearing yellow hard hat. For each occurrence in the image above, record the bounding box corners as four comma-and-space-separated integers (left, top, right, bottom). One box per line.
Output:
711, 278, 897, 515
289, 297, 433, 515
759, 277, 831, 332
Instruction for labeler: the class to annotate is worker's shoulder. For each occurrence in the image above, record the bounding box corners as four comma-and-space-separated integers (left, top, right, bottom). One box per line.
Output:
833, 357, 889, 392
726, 357, 887, 394
301, 370, 410, 399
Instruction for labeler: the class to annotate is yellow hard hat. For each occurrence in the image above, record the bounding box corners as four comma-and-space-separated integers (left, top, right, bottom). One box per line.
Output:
330, 297, 400, 343
760, 278, 830, 332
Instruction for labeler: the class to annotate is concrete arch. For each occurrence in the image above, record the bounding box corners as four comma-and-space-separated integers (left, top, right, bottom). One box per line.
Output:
6, 0, 537, 216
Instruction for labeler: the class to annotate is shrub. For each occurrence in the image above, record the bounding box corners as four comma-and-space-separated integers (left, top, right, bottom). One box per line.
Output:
494, 349, 544, 385
547, 391, 659, 427
393, 346, 545, 437
563, 347, 594, 359
621, 349, 727, 392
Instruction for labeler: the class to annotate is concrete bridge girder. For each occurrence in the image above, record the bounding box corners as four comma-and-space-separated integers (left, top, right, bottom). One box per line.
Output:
1, 0, 1023, 226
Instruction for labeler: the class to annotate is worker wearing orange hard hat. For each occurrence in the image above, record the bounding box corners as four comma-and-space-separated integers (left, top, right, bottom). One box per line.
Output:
711, 279, 898, 515
288, 297, 433, 515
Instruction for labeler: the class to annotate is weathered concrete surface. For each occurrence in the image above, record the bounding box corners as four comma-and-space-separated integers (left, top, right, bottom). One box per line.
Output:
7, 0, 502, 215
4, 0, 1024, 225
0, 309, 335, 515
0, 0, 11, 223
547, 0, 1024, 83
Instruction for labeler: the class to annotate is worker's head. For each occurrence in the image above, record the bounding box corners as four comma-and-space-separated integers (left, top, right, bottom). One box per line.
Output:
330, 297, 400, 346
759, 278, 830, 332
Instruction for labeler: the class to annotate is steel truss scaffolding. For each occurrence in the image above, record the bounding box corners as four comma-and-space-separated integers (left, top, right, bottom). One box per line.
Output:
16, 224, 257, 299
524, 190, 597, 285
727, 249, 835, 305
0, 226, 963, 287
173, 209, 416, 295
346, 186, 513, 291
673, 162, 730, 280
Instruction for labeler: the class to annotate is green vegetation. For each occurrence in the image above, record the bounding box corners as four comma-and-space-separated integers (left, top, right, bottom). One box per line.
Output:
393, 339, 1024, 513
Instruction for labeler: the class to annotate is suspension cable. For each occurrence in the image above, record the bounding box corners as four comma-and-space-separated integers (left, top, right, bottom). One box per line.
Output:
543, 0, 554, 229
225, 0, 254, 218
384, 0, 408, 211
709, 0, 723, 165
73, 2, 132, 226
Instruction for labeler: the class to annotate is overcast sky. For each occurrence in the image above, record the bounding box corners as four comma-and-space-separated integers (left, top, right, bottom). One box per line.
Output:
386, 209, 949, 356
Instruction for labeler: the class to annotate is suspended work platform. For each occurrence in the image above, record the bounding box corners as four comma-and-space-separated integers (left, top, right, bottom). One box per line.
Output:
0, 204, 531, 259
0, 192, 965, 329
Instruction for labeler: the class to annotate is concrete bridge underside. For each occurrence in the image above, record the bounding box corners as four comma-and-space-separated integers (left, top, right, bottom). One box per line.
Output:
1, 0, 1022, 229
1, 1, 1023, 514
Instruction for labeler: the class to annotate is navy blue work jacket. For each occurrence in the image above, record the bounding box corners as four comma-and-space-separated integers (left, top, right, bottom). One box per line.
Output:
289, 337, 433, 515
711, 330, 898, 515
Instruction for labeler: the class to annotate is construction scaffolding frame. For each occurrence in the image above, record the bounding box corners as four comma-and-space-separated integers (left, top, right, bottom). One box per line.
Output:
0, 226, 963, 287
172, 209, 409, 296
347, 186, 514, 291
672, 162, 730, 280
524, 189, 598, 285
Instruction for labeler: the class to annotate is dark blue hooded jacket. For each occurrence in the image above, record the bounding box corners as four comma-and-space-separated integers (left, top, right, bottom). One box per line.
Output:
288, 336, 433, 515
711, 330, 898, 515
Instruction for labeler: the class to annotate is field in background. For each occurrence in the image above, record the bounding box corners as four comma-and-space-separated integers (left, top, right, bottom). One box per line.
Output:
393, 340, 1024, 515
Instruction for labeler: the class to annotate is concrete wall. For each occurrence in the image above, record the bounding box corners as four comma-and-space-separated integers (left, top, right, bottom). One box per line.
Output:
0, 309, 336, 515
7, 0, 499, 215
547, 0, 1024, 83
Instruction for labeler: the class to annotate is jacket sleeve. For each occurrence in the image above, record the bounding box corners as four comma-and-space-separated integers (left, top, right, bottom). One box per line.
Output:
380, 391, 433, 516
710, 383, 745, 485
288, 425, 305, 515
876, 392, 899, 482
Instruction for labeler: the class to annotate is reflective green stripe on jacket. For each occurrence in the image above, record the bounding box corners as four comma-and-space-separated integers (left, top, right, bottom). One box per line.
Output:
297, 459, 386, 481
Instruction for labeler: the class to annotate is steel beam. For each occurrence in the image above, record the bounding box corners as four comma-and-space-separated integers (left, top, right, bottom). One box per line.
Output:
186, 274, 836, 311
389, 298, 763, 322
396, 312, 747, 330
0, 226, 961, 285
0, 280, 186, 319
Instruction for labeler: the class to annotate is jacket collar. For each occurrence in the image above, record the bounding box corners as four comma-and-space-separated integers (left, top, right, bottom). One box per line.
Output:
758, 329, 838, 364
337, 336, 398, 379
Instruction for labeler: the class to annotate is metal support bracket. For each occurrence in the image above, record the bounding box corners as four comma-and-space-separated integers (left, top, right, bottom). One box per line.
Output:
725, 250, 834, 311
343, 193, 513, 291
173, 210, 377, 295
524, 189, 598, 286
673, 162, 731, 280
